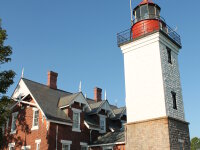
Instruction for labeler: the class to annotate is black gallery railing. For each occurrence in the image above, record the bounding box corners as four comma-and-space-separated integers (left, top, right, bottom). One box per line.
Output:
117, 20, 181, 47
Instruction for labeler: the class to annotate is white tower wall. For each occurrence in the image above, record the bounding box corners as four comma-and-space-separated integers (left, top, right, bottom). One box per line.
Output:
121, 32, 185, 123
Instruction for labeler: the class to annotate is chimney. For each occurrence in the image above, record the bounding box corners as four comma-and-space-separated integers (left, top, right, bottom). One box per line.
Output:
47, 71, 58, 89
94, 87, 102, 102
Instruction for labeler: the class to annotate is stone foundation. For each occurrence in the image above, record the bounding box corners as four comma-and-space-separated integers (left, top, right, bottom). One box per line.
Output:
125, 117, 190, 150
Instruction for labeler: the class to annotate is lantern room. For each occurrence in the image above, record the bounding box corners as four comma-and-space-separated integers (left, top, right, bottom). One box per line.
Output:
133, 0, 161, 23
131, 0, 166, 40
117, 0, 182, 47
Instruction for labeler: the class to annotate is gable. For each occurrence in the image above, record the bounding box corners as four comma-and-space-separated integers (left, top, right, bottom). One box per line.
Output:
12, 79, 30, 100
98, 101, 115, 118
59, 92, 91, 111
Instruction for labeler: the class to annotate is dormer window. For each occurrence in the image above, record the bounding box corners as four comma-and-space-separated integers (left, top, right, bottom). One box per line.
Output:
99, 115, 106, 133
72, 108, 81, 132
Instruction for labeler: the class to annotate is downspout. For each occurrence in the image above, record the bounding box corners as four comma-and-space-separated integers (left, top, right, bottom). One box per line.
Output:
56, 125, 58, 150
90, 129, 93, 144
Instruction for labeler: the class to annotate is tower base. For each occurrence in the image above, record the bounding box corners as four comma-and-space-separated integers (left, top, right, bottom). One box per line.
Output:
125, 117, 190, 150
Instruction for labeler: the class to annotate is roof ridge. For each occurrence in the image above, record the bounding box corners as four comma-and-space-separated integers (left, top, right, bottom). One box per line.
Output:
22, 78, 72, 94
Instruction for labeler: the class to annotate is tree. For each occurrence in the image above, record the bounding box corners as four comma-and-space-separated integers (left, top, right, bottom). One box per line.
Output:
0, 19, 15, 147
191, 137, 200, 150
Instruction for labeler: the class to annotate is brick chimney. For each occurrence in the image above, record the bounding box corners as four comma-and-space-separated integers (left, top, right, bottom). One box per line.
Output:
94, 87, 102, 102
47, 71, 58, 89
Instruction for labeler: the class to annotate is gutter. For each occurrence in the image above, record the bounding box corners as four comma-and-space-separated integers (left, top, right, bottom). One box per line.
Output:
47, 119, 72, 126
88, 142, 125, 147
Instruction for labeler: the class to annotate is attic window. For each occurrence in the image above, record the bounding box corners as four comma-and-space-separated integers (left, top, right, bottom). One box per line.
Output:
32, 108, 39, 130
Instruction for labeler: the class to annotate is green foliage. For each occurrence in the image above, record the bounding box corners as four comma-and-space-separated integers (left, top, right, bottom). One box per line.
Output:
191, 137, 200, 150
0, 19, 15, 147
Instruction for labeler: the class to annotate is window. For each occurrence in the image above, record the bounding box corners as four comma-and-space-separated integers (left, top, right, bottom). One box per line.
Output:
99, 115, 106, 133
149, 5, 155, 19
73, 112, 79, 128
7, 119, 10, 128
178, 139, 184, 150
62, 144, 69, 150
80, 142, 88, 150
167, 47, 172, 64
35, 139, 41, 150
8, 143, 15, 150
171, 91, 177, 110
32, 108, 39, 130
61, 140, 72, 150
135, 8, 141, 21
103, 146, 113, 150
140, 5, 148, 19
81, 146, 87, 150
21, 146, 31, 150
11, 112, 18, 133
72, 108, 81, 132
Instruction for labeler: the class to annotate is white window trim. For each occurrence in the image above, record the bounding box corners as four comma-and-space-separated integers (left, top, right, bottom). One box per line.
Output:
80, 142, 88, 150
72, 108, 82, 132
61, 140, 72, 150
21, 145, 31, 149
7, 119, 10, 128
11, 112, 18, 134
8, 143, 15, 150
31, 108, 39, 131
80, 142, 87, 146
103, 146, 113, 150
99, 114, 106, 133
35, 139, 41, 150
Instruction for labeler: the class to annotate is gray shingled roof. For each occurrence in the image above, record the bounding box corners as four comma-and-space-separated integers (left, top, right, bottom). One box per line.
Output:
88, 100, 106, 114
113, 107, 126, 119
92, 129, 125, 145
58, 92, 81, 107
22, 78, 72, 123
21, 78, 126, 126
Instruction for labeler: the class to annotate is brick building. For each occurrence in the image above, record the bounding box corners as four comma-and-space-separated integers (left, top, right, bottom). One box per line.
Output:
1, 71, 126, 150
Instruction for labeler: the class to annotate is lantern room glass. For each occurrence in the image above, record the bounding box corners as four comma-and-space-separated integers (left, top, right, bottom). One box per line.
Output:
134, 4, 160, 23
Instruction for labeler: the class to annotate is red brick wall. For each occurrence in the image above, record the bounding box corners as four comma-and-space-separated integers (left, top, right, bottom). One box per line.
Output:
3, 103, 49, 150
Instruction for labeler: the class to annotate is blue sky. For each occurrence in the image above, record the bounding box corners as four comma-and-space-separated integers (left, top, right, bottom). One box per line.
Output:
0, 0, 199, 138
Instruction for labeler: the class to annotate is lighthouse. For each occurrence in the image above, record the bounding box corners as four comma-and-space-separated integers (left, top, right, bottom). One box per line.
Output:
117, 0, 190, 149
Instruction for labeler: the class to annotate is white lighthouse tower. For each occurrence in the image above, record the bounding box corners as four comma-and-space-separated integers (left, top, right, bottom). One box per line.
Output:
117, 0, 190, 149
